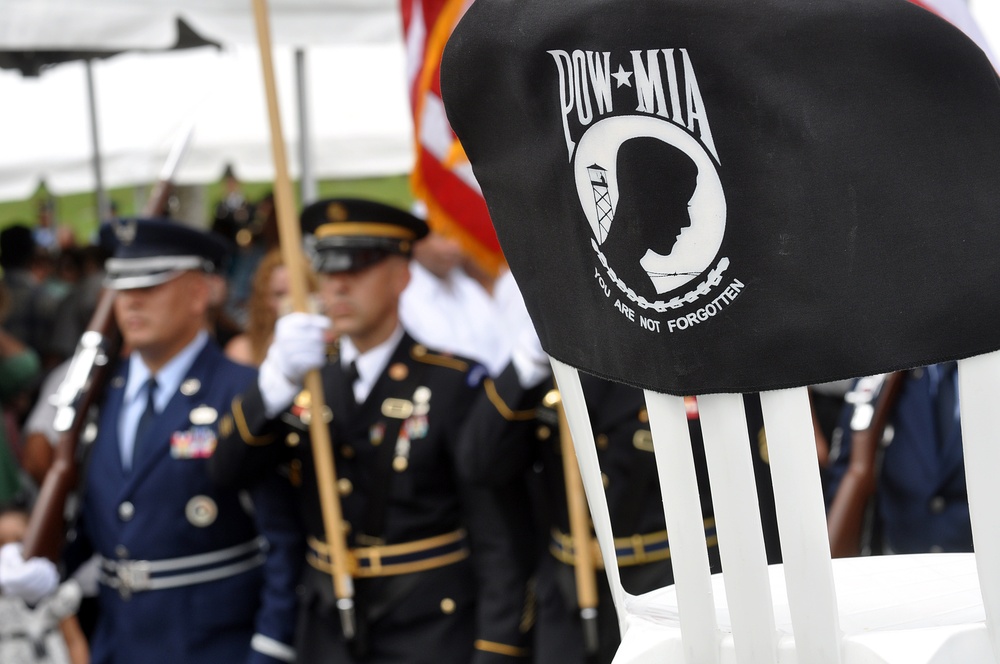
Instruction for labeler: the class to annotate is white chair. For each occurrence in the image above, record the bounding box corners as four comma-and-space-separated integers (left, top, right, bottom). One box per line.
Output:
551, 355, 1000, 664
438, 0, 1000, 662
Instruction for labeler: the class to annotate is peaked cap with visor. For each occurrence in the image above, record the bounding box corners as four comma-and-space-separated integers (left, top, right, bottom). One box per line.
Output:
301, 198, 429, 274
102, 218, 231, 290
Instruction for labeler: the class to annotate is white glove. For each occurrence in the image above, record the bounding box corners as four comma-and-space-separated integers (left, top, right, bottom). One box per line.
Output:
260, 312, 330, 418
511, 324, 551, 389
0, 542, 59, 605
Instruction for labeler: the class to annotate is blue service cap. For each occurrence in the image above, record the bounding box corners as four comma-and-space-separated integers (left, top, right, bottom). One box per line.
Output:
101, 218, 231, 290
300, 198, 429, 274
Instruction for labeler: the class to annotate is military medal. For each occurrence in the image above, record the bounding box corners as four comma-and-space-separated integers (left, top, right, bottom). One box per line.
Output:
171, 426, 218, 459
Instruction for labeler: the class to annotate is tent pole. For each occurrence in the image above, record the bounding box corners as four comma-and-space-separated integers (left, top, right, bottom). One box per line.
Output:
295, 48, 317, 204
84, 59, 111, 221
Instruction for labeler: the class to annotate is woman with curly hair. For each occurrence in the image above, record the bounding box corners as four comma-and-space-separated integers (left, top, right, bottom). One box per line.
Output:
225, 248, 317, 367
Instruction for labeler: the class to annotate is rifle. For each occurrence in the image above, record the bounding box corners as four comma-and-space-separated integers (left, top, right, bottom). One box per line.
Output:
827, 371, 905, 558
20, 123, 193, 561
21, 293, 120, 561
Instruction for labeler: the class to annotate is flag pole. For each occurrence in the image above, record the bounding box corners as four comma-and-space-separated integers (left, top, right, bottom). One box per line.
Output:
250, 0, 356, 640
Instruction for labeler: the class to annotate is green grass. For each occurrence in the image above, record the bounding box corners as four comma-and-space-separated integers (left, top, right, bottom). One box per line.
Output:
0, 175, 414, 244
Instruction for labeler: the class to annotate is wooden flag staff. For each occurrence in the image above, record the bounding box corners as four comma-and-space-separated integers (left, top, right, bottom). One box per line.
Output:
250, 0, 356, 639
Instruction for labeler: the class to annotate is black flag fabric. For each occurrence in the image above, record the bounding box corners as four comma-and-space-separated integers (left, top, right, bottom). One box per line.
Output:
440, 0, 1000, 396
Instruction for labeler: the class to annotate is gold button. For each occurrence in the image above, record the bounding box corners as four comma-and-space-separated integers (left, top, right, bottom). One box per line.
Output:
393, 457, 409, 472
341, 445, 355, 459
412, 345, 427, 357
536, 425, 551, 441
389, 363, 409, 381
595, 433, 609, 449
601, 473, 609, 488
440, 598, 456, 614
638, 409, 649, 423
337, 478, 353, 496
286, 432, 300, 447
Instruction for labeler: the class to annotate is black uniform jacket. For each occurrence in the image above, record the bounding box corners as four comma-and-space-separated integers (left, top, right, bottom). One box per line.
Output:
212, 332, 532, 663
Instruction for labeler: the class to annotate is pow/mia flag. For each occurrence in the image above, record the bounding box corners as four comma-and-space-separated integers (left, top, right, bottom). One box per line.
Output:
440, 0, 1000, 396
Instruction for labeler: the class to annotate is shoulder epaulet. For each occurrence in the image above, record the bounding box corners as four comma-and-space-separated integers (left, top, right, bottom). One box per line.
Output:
410, 344, 469, 372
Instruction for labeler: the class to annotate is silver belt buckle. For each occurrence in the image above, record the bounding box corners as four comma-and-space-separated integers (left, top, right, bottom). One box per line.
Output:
116, 560, 152, 599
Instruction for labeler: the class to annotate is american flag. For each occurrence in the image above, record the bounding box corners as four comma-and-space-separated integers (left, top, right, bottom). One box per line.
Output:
401, 0, 504, 277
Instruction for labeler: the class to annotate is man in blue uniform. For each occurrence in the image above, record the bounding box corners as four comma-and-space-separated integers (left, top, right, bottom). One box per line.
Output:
826, 363, 970, 554
211, 198, 532, 664
2, 219, 299, 664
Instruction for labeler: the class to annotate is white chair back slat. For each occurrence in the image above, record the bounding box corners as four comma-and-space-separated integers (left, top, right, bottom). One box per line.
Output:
644, 390, 721, 664
551, 358, 629, 637
698, 393, 777, 663
760, 387, 843, 664
957, 351, 1000, 662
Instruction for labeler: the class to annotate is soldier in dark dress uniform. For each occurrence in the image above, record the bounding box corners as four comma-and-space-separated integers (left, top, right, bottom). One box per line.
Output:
211, 199, 532, 664
459, 325, 779, 664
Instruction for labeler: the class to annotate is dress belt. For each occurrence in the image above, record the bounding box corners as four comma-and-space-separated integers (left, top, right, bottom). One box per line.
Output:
307, 529, 470, 578
99, 537, 266, 599
549, 518, 718, 568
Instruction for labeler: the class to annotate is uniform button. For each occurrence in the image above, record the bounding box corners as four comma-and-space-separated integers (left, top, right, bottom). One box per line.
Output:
601, 473, 610, 488
596, 434, 609, 449
286, 432, 300, 447
341, 445, 355, 459
337, 478, 353, 496
536, 425, 551, 441
118, 501, 135, 521
638, 409, 649, 423
115, 545, 129, 559
440, 598, 456, 614
930, 496, 947, 514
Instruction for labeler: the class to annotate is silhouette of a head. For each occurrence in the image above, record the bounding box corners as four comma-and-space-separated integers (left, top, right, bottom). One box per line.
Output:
603, 137, 699, 299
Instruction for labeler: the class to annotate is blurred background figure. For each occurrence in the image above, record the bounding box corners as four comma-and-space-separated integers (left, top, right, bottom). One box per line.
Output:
0, 283, 41, 508
0, 505, 88, 664
401, 231, 508, 376
0, 225, 43, 356
225, 247, 316, 367
826, 364, 971, 556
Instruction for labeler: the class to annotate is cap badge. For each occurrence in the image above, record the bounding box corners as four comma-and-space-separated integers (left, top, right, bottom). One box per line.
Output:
326, 202, 349, 222
113, 219, 138, 245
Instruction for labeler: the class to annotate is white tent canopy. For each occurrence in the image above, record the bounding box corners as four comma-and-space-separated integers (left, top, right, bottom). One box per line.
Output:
0, 0, 402, 49
0, 43, 414, 201
0, 0, 413, 203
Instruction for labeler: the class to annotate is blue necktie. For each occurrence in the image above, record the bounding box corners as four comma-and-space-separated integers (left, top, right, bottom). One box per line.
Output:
134, 377, 159, 461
